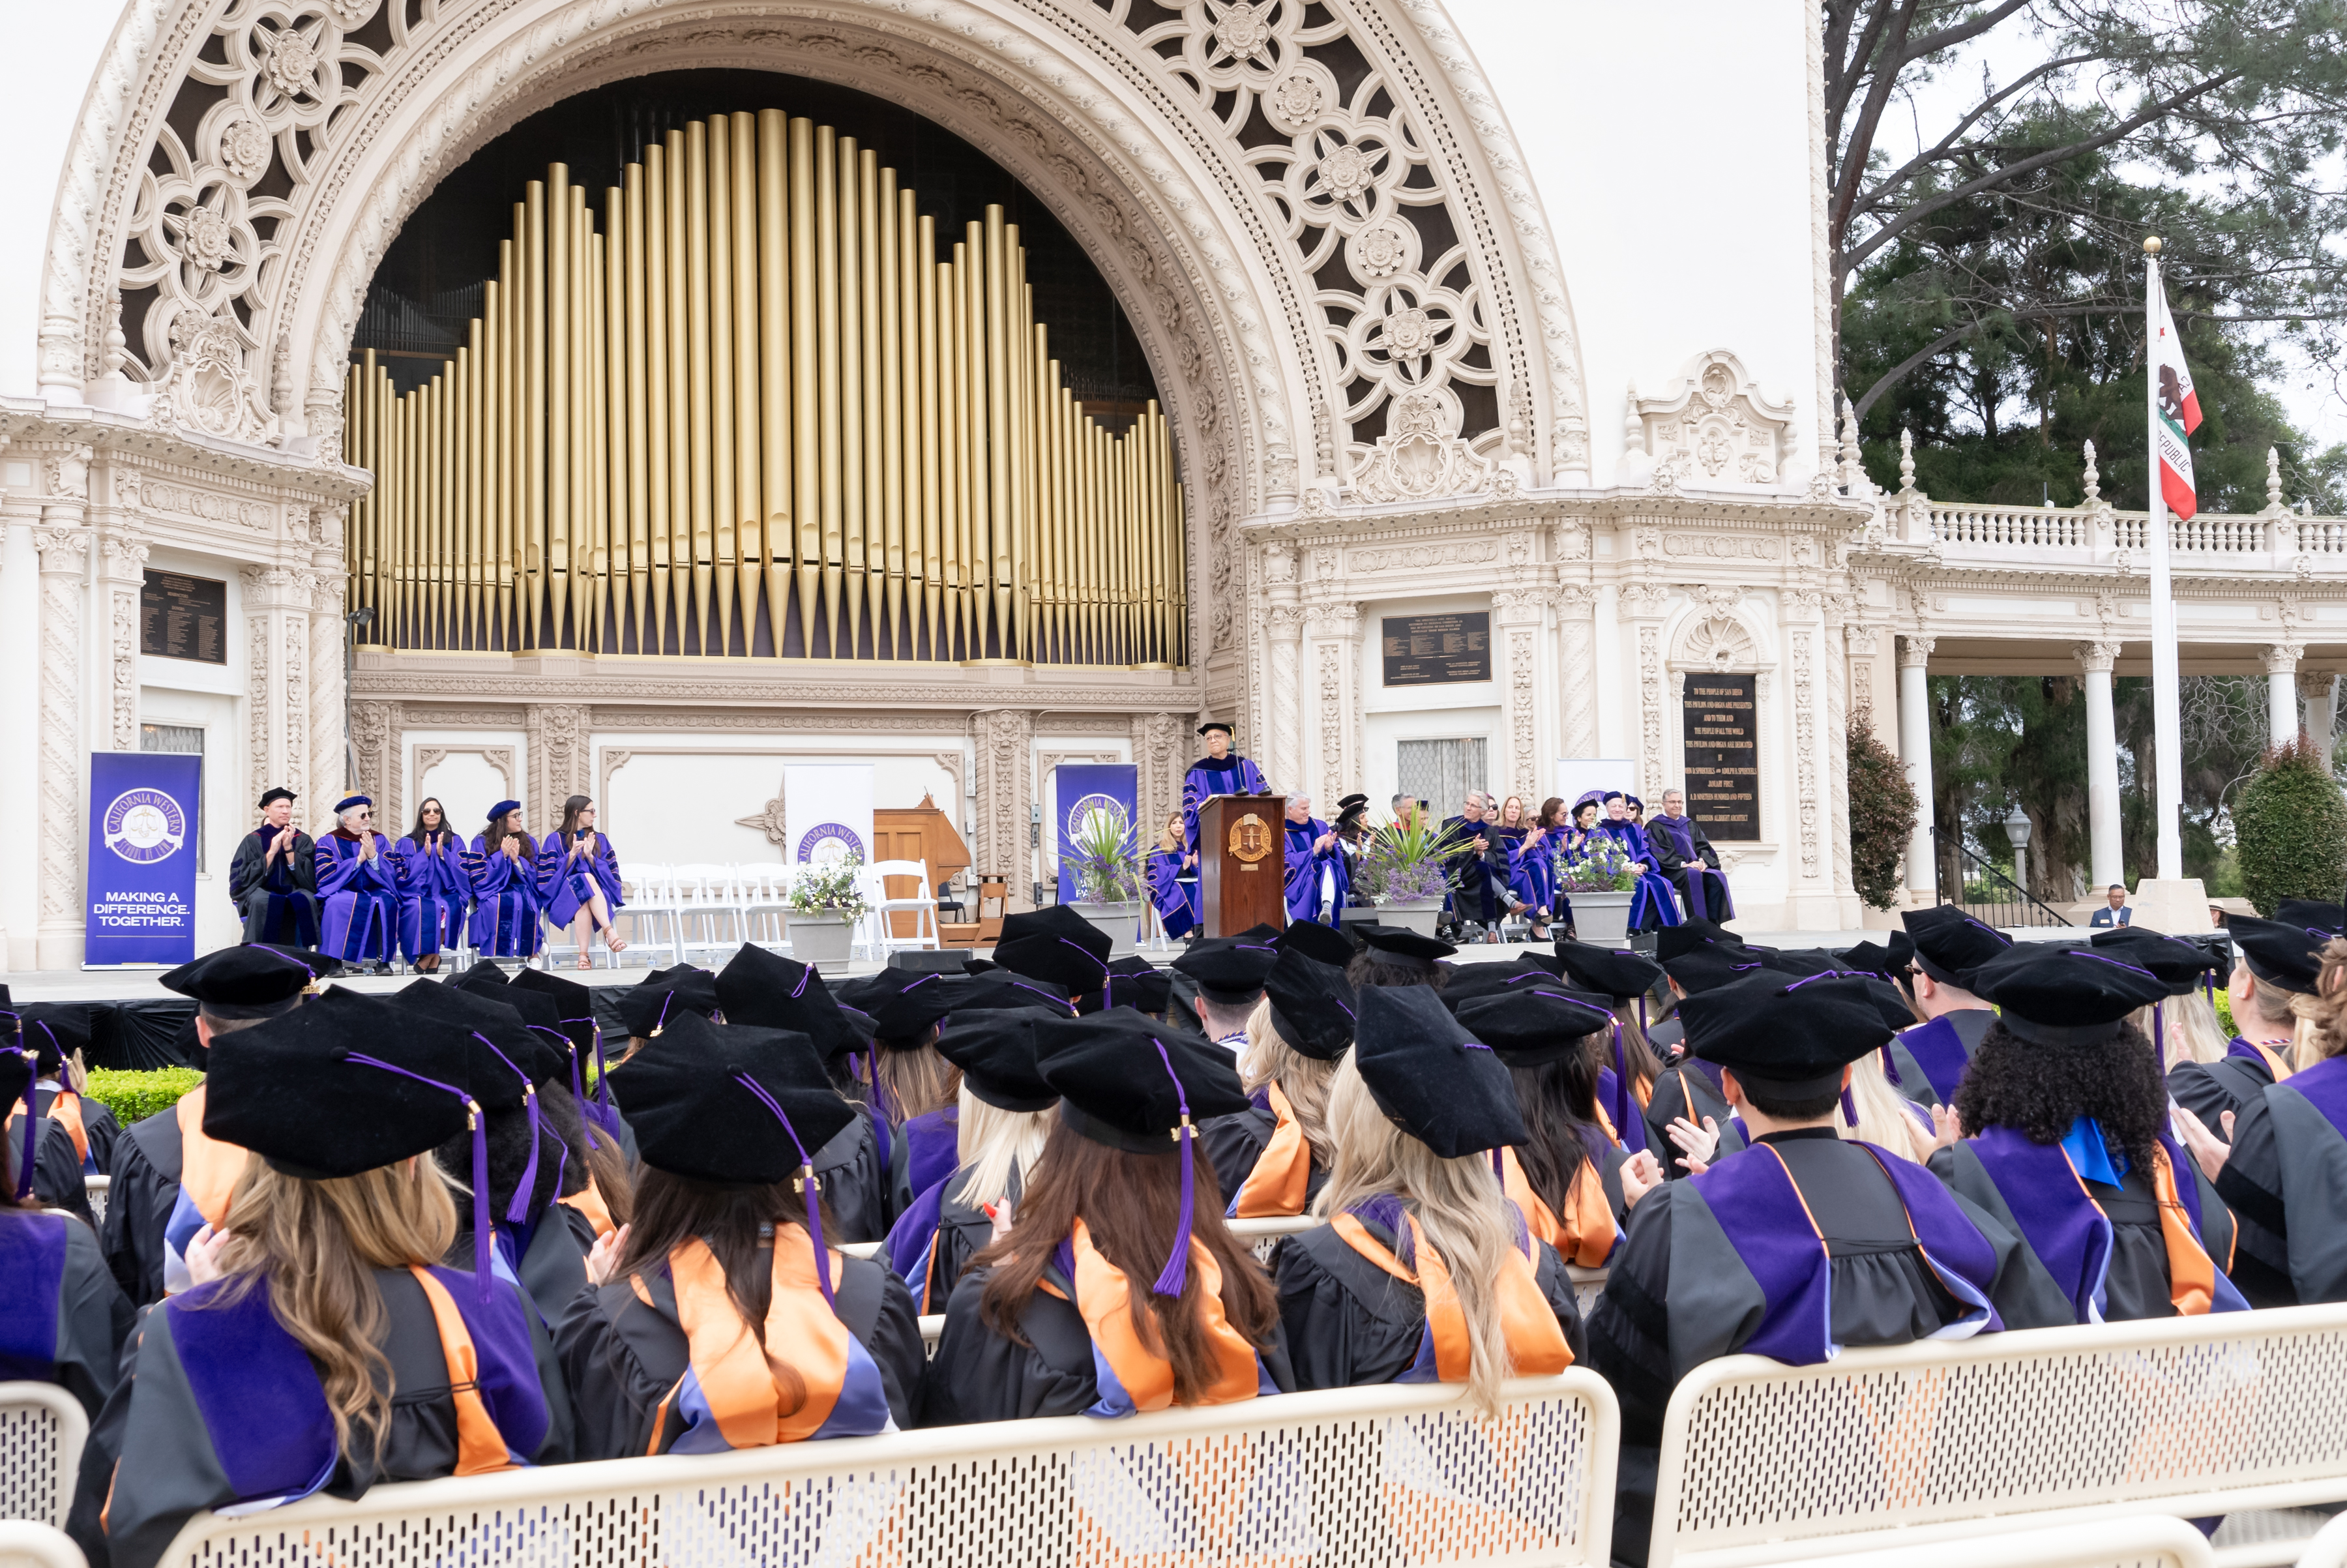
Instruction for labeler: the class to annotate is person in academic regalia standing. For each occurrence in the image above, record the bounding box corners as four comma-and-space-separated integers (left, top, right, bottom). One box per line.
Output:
98, 948, 325, 1306
314, 794, 400, 969
1281, 794, 1350, 926
1647, 789, 1734, 924
1277, 986, 1583, 1403
537, 794, 628, 971
1202, 945, 1355, 1222
229, 787, 319, 946
1885, 903, 2012, 1107
559, 1009, 925, 1457
0, 1041, 132, 1425
1147, 811, 1199, 941
1180, 720, 1269, 866
921, 1009, 1292, 1426
1586, 971, 2031, 1567
467, 800, 544, 960
1594, 791, 1682, 932
70, 988, 572, 1568
2176, 934, 2347, 1308
391, 797, 469, 974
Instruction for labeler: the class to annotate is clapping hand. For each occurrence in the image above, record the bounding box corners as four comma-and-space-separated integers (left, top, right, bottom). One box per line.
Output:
1667, 1114, 1720, 1174
2174, 1105, 2232, 1181
1621, 1148, 1665, 1209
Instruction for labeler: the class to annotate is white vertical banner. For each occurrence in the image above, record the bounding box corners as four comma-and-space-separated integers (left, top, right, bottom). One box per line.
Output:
782, 764, 875, 866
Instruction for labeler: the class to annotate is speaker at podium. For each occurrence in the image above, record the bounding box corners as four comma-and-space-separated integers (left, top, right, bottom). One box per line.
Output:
1196, 794, 1290, 938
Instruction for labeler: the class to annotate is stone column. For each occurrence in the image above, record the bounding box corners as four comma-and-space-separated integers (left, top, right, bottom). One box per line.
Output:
1130, 711, 1185, 844
34, 520, 92, 967
2300, 669, 2338, 765
2266, 643, 2303, 748
348, 701, 397, 824
309, 563, 348, 805
2076, 642, 2124, 893
971, 709, 1037, 905
1267, 604, 1303, 795
1898, 636, 1936, 903
96, 531, 150, 753
1618, 584, 1673, 796
1784, 591, 1833, 917
1494, 587, 1548, 803
1554, 585, 1600, 760
1303, 601, 1361, 806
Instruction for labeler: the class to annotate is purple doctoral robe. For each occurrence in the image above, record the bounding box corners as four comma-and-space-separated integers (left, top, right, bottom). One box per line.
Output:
313, 831, 399, 962
536, 831, 625, 928
1147, 848, 1198, 940
1181, 754, 1269, 859
392, 831, 470, 961
468, 835, 544, 957
1283, 816, 1349, 925
1595, 817, 1683, 930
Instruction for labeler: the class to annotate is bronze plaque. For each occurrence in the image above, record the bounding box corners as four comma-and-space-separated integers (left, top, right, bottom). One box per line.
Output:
1681, 672, 1760, 840
1381, 612, 1490, 685
141, 571, 228, 664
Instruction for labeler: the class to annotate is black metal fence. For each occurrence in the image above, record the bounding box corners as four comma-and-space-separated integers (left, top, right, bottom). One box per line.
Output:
1931, 825, 2074, 928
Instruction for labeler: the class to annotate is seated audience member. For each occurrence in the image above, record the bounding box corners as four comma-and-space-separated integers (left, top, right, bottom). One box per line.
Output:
2169, 913, 2323, 1132
0, 1039, 132, 1419
1346, 924, 1456, 992
74, 990, 571, 1568
1172, 934, 1281, 1052
1, 990, 95, 1224
1889, 904, 2011, 1105
20, 1003, 119, 1176
1201, 945, 1355, 1220
1277, 985, 1584, 1400
923, 1009, 1292, 1425
561, 1010, 924, 1455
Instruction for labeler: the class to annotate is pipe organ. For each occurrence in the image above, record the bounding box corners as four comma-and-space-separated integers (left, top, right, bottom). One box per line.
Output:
342, 111, 1187, 666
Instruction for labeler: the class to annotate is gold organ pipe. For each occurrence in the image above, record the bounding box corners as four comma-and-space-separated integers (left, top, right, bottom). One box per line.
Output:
730, 111, 763, 653
346, 115, 1190, 672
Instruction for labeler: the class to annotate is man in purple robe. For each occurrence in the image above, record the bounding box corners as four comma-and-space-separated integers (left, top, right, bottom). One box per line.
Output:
1281, 793, 1349, 926
1586, 969, 2031, 1565
1647, 789, 1734, 923
1180, 720, 1269, 864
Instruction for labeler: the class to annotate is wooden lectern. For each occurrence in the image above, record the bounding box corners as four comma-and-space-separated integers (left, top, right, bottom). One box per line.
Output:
1197, 794, 1290, 938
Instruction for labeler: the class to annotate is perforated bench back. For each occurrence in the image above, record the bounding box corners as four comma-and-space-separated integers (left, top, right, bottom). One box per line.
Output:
159, 1372, 1617, 1568
1650, 1303, 2347, 1567
0, 1383, 87, 1530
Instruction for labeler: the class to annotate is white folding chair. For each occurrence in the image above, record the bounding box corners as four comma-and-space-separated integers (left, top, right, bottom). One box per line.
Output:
615, 863, 683, 966
867, 857, 941, 953
670, 863, 746, 966
737, 863, 795, 953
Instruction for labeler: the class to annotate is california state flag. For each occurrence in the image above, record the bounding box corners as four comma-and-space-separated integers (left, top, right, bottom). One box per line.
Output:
2152, 280, 2202, 519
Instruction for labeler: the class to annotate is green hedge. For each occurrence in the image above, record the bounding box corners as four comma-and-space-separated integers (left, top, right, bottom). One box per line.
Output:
2236, 738, 2347, 915
83, 1067, 204, 1125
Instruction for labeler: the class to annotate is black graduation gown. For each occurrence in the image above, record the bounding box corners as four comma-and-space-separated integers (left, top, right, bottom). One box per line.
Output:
816, 1109, 892, 1245
555, 1249, 924, 1459
99, 1106, 186, 1306
1, 1207, 132, 1420
9, 1114, 93, 1224
228, 826, 320, 943
450, 1204, 596, 1330
37, 1085, 122, 1176
1199, 1106, 1329, 1213
2210, 1084, 2347, 1307
71, 1267, 573, 1568
919, 1265, 1297, 1427
1887, 1007, 1996, 1107
1586, 1129, 2037, 1568
1273, 1220, 1586, 1391
1928, 1140, 2237, 1324
1641, 1061, 1745, 1177
2169, 1050, 2279, 1131
924, 1179, 1002, 1320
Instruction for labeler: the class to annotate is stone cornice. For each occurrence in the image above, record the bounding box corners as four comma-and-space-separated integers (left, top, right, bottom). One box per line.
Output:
0, 398, 372, 501
353, 655, 1202, 709
1238, 483, 1872, 544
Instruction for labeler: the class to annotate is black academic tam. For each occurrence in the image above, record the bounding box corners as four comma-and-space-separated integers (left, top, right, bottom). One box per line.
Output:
1032, 1009, 1248, 1153
1352, 984, 1524, 1159
608, 1011, 855, 1185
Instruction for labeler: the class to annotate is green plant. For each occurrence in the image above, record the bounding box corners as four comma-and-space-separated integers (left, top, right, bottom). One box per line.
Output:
1064, 807, 1146, 904
1359, 815, 1466, 904
788, 854, 870, 919
1559, 835, 1634, 893
2235, 738, 2347, 915
1846, 711, 1920, 910
82, 1065, 205, 1125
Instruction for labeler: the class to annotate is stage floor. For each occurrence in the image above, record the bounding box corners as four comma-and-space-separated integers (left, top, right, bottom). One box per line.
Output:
1, 929, 1882, 1003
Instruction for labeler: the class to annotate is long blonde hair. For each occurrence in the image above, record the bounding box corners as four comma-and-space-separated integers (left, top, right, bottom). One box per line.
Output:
951, 1083, 1055, 1211
1835, 1047, 1929, 1161
1239, 997, 1342, 1168
1314, 1058, 1518, 1415
861, 1039, 963, 1123
1158, 813, 1185, 854
2132, 992, 2229, 1072
207, 1155, 458, 1458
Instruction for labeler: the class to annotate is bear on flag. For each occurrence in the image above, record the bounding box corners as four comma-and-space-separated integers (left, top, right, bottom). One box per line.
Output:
2152, 280, 2202, 519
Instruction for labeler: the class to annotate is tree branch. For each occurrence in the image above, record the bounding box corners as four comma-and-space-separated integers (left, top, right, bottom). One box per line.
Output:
1853, 321, 1987, 419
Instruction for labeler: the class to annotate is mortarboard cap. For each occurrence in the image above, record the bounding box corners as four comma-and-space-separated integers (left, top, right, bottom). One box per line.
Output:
1453, 986, 1616, 1068
1552, 939, 1664, 999
2219, 913, 2325, 995
160, 945, 320, 1016
1683, 972, 1895, 1099
617, 965, 722, 1038
1261, 947, 1357, 1060
1351, 985, 1526, 1159
717, 943, 861, 1061
1172, 934, 1280, 1005
1969, 941, 2172, 1045
1903, 904, 2012, 989
609, 1011, 855, 1185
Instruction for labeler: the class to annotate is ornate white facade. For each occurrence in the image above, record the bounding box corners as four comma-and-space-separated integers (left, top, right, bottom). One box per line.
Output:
4, 0, 2331, 966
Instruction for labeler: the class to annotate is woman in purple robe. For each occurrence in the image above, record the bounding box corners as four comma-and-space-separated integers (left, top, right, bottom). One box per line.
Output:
1146, 812, 1197, 940
392, 796, 469, 973
312, 794, 400, 968
536, 794, 627, 971
468, 800, 544, 959
1595, 791, 1683, 931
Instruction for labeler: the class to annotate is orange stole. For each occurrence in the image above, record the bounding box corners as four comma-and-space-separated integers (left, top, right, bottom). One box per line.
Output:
47, 1090, 89, 1166
1231, 1080, 1311, 1218
1329, 1209, 1571, 1381
1065, 1217, 1262, 1413
1498, 1146, 1616, 1268
558, 1174, 615, 1238
175, 1085, 248, 1228
658, 1228, 852, 1449
2245, 1040, 2294, 1080
406, 1266, 526, 1476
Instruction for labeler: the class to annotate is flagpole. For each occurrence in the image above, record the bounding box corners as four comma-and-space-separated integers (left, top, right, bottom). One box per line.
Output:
2146, 236, 2183, 880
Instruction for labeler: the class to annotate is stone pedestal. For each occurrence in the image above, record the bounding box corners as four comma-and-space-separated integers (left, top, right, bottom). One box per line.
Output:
2129, 878, 2215, 936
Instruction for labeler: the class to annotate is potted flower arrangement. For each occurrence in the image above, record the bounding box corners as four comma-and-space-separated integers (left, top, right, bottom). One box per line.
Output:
1357, 816, 1467, 938
1061, 807, 1146, 958
1559, 835, 1637, 944
786, 854, 868, 971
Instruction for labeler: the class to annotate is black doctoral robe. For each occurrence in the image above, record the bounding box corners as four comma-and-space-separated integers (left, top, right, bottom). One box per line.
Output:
2207, 1078, 2347, 1307
450, 1205, 597, 1331
1641, 1060, 1745, 1177
921, 1172, 1008, 1320
1887, 1007, 1997, 1107
1199, 1104, 1330, 1214
919, 1265, 1297, 1427
1273, 1220, 1586, 1391
815, 1108, 893, 1245
9, 1114, 93, 1224
2168, 1050, 2281, 1130
98, 1105, 186, 1306
555, 1248, 924, 1458
69, 1267, 574, 1568
227, 825, 320, 944
1586, 1129, 2037, 1568
37, 1084, 121, 1175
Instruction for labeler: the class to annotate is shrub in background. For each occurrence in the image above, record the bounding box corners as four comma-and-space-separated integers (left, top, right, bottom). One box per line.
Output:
83, 1066, 204, 1125
1847, 712, 1920, 910
2235, 737, 2347, 915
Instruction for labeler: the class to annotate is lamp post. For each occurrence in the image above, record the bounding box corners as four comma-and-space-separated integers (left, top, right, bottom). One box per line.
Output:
2003, 805, 2033, 904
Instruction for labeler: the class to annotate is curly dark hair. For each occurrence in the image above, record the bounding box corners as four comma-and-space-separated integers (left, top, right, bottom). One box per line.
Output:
1951, 1017, 2169, 1170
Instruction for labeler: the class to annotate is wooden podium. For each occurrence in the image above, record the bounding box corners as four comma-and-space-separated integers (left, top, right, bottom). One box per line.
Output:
1197, 794, 1290, 938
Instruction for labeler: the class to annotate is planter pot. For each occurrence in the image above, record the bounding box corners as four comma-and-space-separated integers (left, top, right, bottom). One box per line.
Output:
785, 910, 856, 971
1568, 889, 1635, 945
1377, 897, 1447, 938
1068, 901, 1143, 958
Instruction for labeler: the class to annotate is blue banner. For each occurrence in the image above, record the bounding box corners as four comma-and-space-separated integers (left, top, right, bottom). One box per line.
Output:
1055, 763, 1140, 904
85, 752, 202, 966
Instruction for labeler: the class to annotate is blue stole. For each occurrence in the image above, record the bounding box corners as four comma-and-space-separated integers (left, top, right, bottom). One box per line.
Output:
0, 1209, 66, 1380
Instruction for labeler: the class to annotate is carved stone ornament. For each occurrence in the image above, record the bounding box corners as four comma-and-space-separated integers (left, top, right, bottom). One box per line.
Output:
1350, 391, 1496, 505
1675, 613, 1760, 673
1627, 349, 1797, 488
151, 308, 276, 445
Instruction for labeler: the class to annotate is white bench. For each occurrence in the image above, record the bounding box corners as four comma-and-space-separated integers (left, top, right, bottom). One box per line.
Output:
1824, 1515, 2216, 1567
0, 1383, 87, 1530
0, 1520, 88, 1568
79, 1177, 106, 1230
1649, 1302, 2347, 1568
153, 1372, 1619, 1568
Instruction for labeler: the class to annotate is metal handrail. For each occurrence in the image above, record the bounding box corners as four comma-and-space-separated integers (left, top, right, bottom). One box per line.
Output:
1930, 824, 2073, 927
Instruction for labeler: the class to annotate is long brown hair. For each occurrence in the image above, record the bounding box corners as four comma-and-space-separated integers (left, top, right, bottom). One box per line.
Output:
555, 795, 595, 842
1535, 797, 1568, 829
207, 1157, 458, 1458
406, 797, 457, 852
862, 1035, 962, 1122
484, 807, 535, 861
974, 1118, 1278, 1404
2296, 936, 2347, 1064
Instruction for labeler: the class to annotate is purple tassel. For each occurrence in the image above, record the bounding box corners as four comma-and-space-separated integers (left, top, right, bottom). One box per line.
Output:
2154, 1001, 2166, 1058
1491, 1147, 1505, 1181
1608, 1021, 1635, 1136
7, 1048, 35, 1201
731, 1072, 834, 1305
1636, 994, 1647, 1033
1839, 1084, 1859, 1125
472, 1033, 542, 1225
346, 1054, 495, 1303
1880, 1043, 1903, 1087
1148, 1037, 1196, 1299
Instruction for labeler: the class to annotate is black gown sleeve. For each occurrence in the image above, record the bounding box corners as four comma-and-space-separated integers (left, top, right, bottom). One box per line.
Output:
927, 1194, 995, 1316
1583, 1183, 1679, 1447
2213, 1097, 2289, 1241
2168, 1058, 2267, 1135
31, 1117, 94, 1222
919, 1269, 1099, 1427
1198, 1111, 1271, 1204
76, 1101, 122, 1176
831, 1254, 926, 1430
552, 1278, 674, 1462
1275, 1230, 1423, 1392
52, 1219, 134, 1421
98, 1128, 171, 1307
